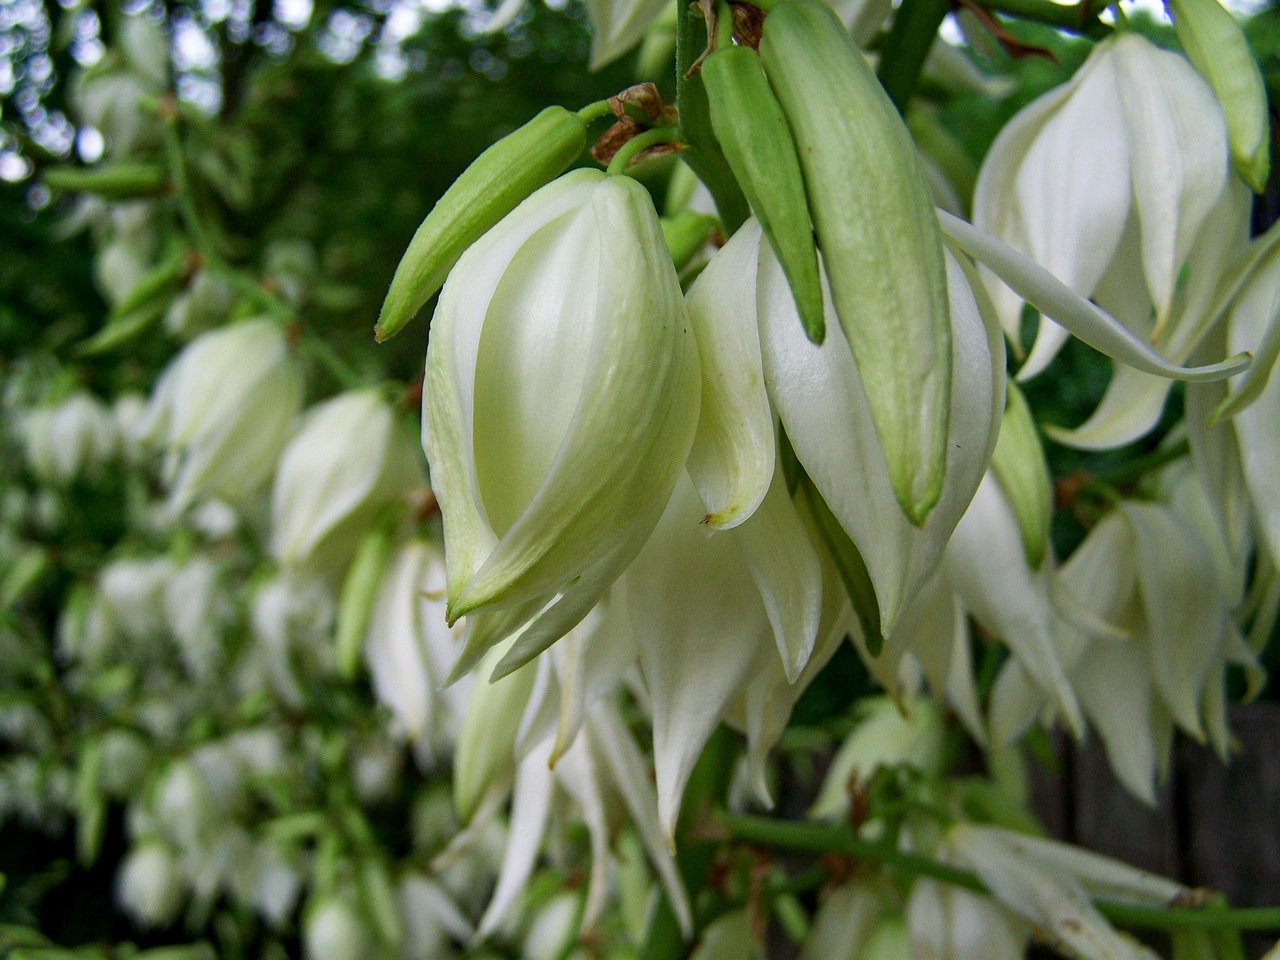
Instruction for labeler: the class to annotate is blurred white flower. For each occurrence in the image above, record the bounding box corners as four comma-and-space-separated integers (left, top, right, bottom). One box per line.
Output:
23, 392, 117, 485
305, 897, 373, 960
271, 388, 424, 580
365, 540, 469, 762
117, 841, 185, 928
141, 319, 303, 509
974, 33, 1249, 449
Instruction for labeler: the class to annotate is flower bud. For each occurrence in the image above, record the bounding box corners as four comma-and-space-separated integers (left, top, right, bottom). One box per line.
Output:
141, 319, 303, 508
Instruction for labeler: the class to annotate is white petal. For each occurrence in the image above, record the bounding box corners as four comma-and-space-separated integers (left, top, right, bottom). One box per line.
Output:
761, 244, 997, 632
937, 211, 1250, 383
732, 466, 823, 681
1121, 502, 1227, 740
945, 473, 1083, 735
626, 473, 771, 841
475, 737, 555, 939
685, 220, 775, 530
1111, 34, 1228, 320
587, 703, 693, 936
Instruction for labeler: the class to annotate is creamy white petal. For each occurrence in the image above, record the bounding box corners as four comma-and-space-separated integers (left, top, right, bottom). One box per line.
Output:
475, 737, 555, 939
937, 211, 1250, 383
1112, 34, 1228, 321
1122, 502, 1226, 741
684, 220, 774, 531
587, 703, 693, 936
761, 244, 996, 632
626, 473, 771, 841
945, 473, 1083, 735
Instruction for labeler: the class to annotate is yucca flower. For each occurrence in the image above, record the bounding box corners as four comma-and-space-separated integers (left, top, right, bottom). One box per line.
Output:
423, 168, 699, 682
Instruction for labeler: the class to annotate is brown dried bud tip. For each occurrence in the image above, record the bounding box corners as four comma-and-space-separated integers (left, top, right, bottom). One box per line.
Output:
590, 117, 684, 168
608, 83, 679, 127
730, 2, 765, 49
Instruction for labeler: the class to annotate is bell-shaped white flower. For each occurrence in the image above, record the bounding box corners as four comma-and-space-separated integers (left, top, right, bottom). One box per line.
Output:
989, 496, 1259, 804
304, 896, 373, 960
117, 841, 185, 929
946, 824, 1185, 960
976, 32, 1233, 374
271, 387, 425, 580
23, 392, 117, 485
424, 168, 699, 681
972, 32, 1258, 451
907, 877, 1028, 960
141, 319, 303, 509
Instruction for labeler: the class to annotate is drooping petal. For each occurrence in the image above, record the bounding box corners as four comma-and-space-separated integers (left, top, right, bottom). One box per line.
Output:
625, 473, 772, 841
1111, 34, 1228, 322
938, 211, 1250, 383
947, 473, 1083, 734
732, 466, 823, 681
587, 703, 693, 936
475, 737, 554, 940
684, 220, 775, 531
1121, 502, 1227, 741
761, 243, 997, 632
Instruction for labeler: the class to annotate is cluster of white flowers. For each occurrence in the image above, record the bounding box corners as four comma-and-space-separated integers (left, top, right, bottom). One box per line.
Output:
4, 0, 1279, 957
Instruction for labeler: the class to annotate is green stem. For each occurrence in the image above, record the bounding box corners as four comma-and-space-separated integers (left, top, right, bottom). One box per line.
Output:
163, 107, 293, 322
162, 114, 216, 261
715, 812, 1280, 932
607, 126, 683, 175
973, 0, 1111, 36
876, 0, 952, 114
577, 99, 616, 125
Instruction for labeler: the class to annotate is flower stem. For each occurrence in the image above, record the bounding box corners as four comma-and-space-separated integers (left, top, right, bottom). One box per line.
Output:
714, 812, 1280, 931
973, 0, 1112, 35
577, 99, 616, 125
606, 126, 683, 175
876, 0, 952, 113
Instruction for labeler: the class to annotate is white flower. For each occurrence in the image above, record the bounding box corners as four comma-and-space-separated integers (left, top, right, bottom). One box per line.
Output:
973, 33, 1251, 448
271, 387, 424, 580
946, 824, 1185, 960
907, 877, 1027, 960
424, 169, 699, 681
305, 897, 373, 960
23, 392, 117, 485
117, 842, 185, 928
141, 319, 303, 508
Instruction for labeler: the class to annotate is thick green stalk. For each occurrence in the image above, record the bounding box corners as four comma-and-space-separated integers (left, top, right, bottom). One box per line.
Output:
715, 812, 1280, 932
876, 0, 953, 113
